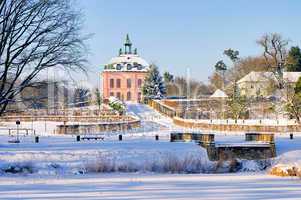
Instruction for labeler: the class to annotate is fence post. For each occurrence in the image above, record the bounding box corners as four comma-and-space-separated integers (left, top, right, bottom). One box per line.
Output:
35, 136, 39, 143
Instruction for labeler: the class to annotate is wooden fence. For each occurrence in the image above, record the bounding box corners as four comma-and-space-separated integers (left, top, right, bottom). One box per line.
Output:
173, 117, 301, 133
0, 115, 135, 123
56, 119, 141, 134
148, 99, 177, 118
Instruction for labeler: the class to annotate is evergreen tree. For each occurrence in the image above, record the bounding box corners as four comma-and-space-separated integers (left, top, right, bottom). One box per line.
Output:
163, 71, 174, 83
227, 81, 248, 120
285, 77, 301, 122
94, 88, 102, 110
286, 46, 301, 72
142, 65, 166, 98
295, 76, 301, 94
224, 49, 239, 63
214, 60, 227, 71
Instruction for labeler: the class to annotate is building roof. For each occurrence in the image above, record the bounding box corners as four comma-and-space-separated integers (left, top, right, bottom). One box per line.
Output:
237, 71, 301, 84
284, 72, 301, 82
210, 89, 228, 98
103, 34, 149, 72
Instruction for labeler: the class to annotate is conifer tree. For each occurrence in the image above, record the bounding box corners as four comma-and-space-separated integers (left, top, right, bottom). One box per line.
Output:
285, 77, 301, 122
286, 46, 301, 72
142, 65, 166, 98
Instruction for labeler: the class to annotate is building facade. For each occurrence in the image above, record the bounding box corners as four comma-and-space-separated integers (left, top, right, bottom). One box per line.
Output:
237, 71, 301, 98
102, 35, 149, 102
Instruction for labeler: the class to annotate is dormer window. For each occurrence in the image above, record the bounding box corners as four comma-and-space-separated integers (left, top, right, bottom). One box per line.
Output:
137, 64, 142, 70
133, 62, 139, 69
116, 64, 122, 70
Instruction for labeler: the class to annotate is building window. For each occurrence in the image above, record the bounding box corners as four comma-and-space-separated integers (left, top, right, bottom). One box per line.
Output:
117, 79, 121, 88
138, 79, 142, 88
110, 79, 114, 88
127, 91, 131, 101
116, 64, 122, 70
110, 92, 114, 97
116, 92, 121, 99
251, 85, 254, 89
127, 79, 131, 88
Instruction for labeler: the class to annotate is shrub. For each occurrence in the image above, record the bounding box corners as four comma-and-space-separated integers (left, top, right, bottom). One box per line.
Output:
1, 162, 35, 174
108, 97, 125, 115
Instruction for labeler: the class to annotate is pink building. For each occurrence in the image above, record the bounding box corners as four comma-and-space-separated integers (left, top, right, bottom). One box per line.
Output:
102, 35, 149, 102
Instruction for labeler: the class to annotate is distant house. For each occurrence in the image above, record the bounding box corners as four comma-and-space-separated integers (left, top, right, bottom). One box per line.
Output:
237, 71, 301, 98
102, 34, 149, 102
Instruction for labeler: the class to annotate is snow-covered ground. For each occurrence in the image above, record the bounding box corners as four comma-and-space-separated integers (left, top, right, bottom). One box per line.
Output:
0, 136, 212, 175
1, 103, 301, 199
1, 173, 301, 200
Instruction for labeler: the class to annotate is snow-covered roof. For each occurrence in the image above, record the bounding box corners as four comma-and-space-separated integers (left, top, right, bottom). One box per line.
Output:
103, 35, 149, 72
104, 54, 149, 72
237, 71, 274, 84
284, 72, 301, 82
238, 71, 301, 84
210, 89, 228, 98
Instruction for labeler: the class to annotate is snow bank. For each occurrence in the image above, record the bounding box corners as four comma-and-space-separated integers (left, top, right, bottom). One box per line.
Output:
0, 149, 271, 176
0, 149, 214, 175
0, 138, 219, 176
269, 150, 301, 177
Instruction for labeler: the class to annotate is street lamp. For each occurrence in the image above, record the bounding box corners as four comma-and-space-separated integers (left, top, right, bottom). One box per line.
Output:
16, 120, 20, 143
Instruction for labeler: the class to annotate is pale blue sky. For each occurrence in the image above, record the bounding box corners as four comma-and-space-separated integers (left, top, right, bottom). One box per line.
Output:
78, 0, 301, 86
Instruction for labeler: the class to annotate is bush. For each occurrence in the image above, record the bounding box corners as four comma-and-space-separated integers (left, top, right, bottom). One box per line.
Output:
108, 97, 125, 115
1, 162, 35, 174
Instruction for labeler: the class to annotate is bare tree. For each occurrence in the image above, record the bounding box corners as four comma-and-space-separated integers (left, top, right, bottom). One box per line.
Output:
166, 76, 212, 98
257, 33, 289, 89
0, 0, 88, 115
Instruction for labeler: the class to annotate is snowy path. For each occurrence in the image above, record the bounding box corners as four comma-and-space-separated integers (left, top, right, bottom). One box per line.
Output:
126, 103, 174, 128
1, 173, 301, 200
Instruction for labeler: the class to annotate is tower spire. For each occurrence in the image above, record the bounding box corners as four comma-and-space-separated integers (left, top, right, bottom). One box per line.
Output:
124, 34, 132, 54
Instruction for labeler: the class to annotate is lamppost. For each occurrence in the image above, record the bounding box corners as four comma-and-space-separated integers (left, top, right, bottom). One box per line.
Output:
215, 60, 228, 120
16, 120, 20, 143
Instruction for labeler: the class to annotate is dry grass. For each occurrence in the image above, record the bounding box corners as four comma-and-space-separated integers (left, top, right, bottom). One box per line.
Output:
84, 153, 210, 174
270, 166, 301, 177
